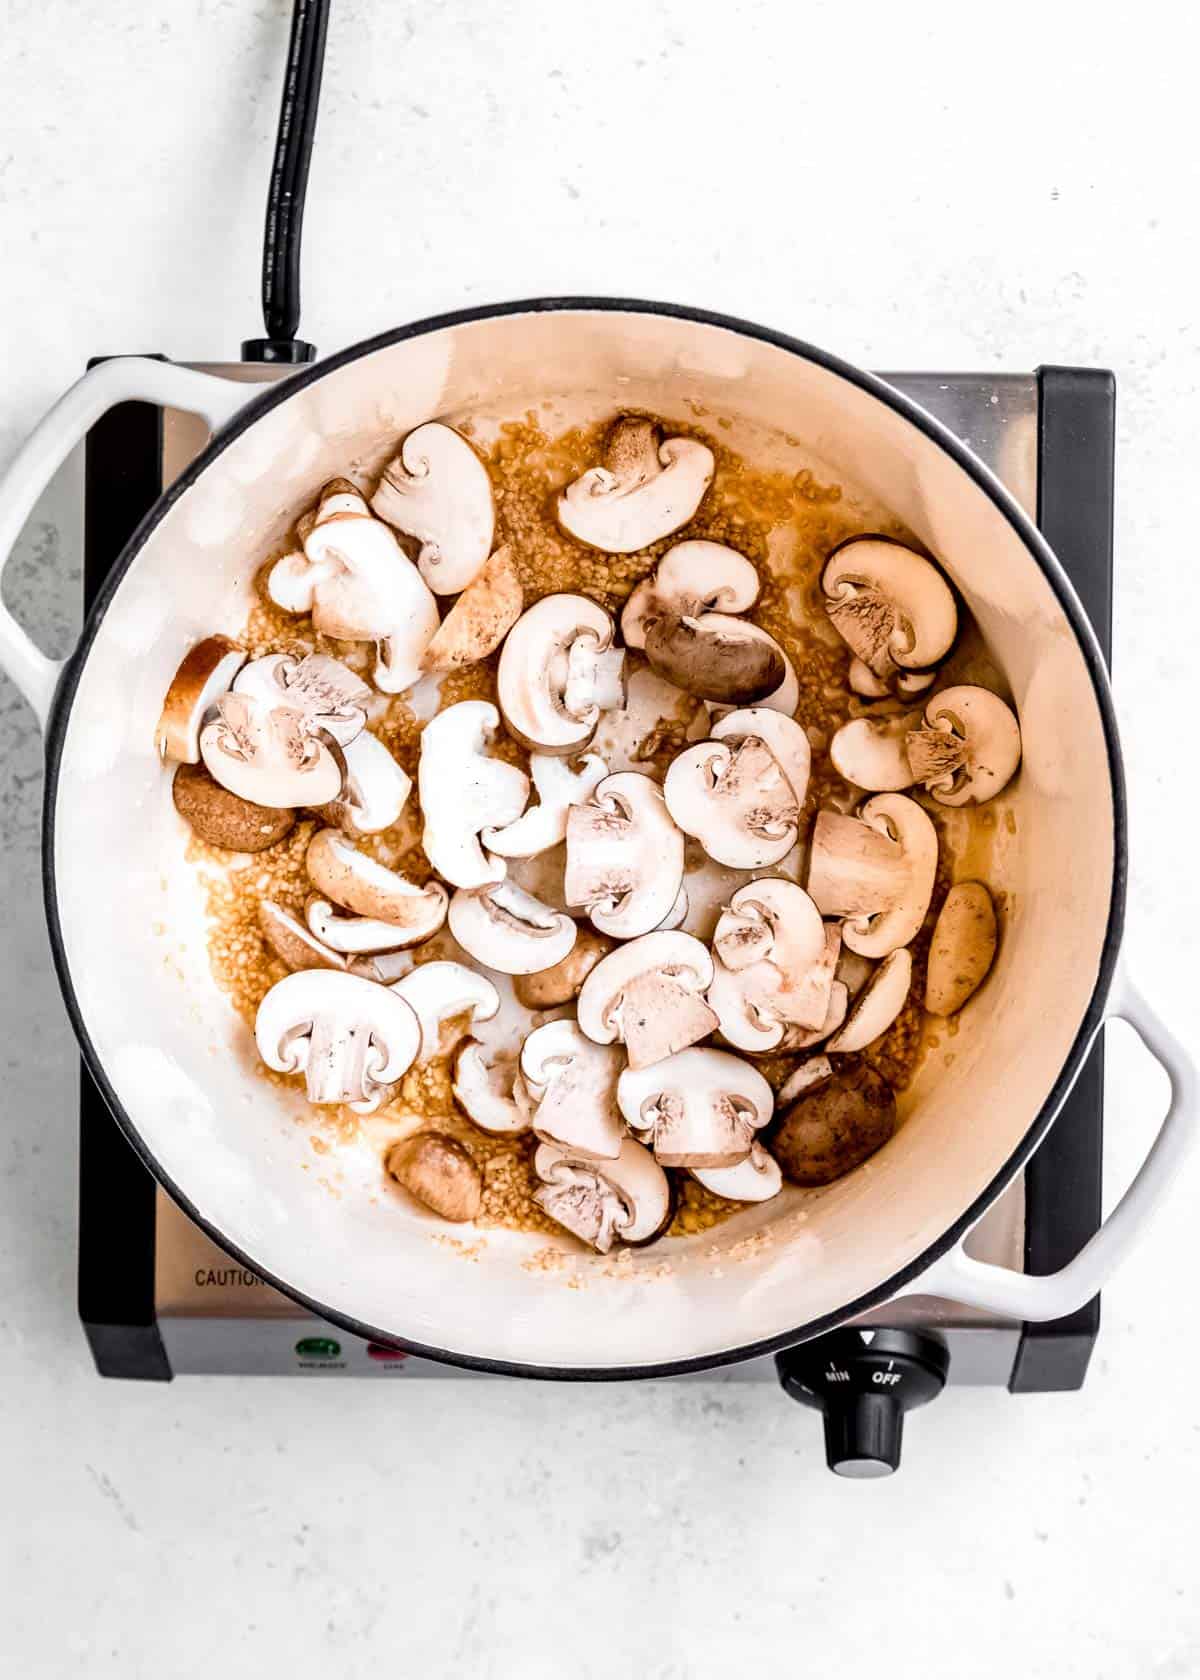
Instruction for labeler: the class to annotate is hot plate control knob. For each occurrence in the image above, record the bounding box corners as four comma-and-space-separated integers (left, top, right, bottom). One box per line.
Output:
775, 1328, 950, 1478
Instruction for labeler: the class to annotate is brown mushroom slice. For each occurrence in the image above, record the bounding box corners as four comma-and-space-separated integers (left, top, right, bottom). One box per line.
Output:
807, 794, 937, 958
825, 948, 913, 1053
577, 932, 717, 1071
258, 900, 346, 973
906, 685, 1021, 806
420, 545, 524, 672
620, 540, 761, 649
829, 712, 922, 792
520, 1020, 624, 1159
156, 635, 246, 763
385, 1132, 483, 1222
171, 762, 297, 853
306, 829, 449, 933
691, 1141, 783, 1204
533, 1137, 672, 1253
822, 537, 957, 679
663, 737, 799, 869
644, 611, 785, 706
771, 1063, 896, 1187
564, 771, 685, 939
452, 1040, 535, 1136
370, 422, 495, 596
512, 927, 615, 1008
925, 881, 998, 1016
556, 416, 715, 553
617, 1047, 774, 1168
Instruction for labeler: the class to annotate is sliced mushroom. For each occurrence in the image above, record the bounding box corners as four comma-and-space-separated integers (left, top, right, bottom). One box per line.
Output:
448, 880, 577, 975
807, 793, 938, 957
370, 422, 495, 595
255, 969, 421, 1113
483, 752, 607, 859
305, 898, 429, 955
692, 1142, 783, 1204
390, 961, 501, 1061
564, 771, 685, 939
533, 1137, 672, 1252
707, 882, 831, 1052
497, 594, 625, 754
268, 480, 439, 692
306, 829, 448, 938
589, 660, 707, 780
556, 416, 714, 552
926, 881, 998, 1016
347, 949, 414, 985
418, 701, 530, 888
825, 947, 913, 1052
663, 736, 799, 868
520, 1020, 624, 1159
848, 657, 936, 701
317, 730, 412, 836
822, 536, 957, 680
709, 707, 811, 808
576, 930, 717, 1070
258, 900, 346, 973
905, 685, 1021, 806
512, 926, 615, 1009
775, 1055, 834, 1106
199, 692, 343, 809
420, 544, 523, 671
644, 612, 785, 706
232, 650, 370, 747
829, 711, 922, 792
771, 1063, 896, 1186
620, 541, 761, 649
617, 1047, 774, 1168
774, 979, 849, 1053
156, 635, 246, 762
172, 762, 297, 852
385, 1132, 483, 1222
452, 1039, 535, 1136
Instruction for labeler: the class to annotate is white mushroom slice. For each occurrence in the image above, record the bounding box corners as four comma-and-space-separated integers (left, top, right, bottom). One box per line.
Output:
268, 480, 439, 692
258, 900, 346, 973
616, 1047, 773, 1168
621, 541, 761, 650
156, 635, 246, 763
497, 595, 624, 755
774, 979, 849, 1052
556, 416, 714, 553
807, 795, 937, 958
199, 693, 342, 809
420, 545, 523, 672
564, 771, 684, 939
320, 730, 412, 836
709, 882, 831, 1048
776, 1056, 834, 1106
452, 1040, 535, 1136
418, 701, 530, 888
905, 685, 1022, 806
822, 536, 957, 679
233, 651, 370, 747
848, 657, 936, 701
370, 422, 495, 595
306, 829, 449, 934
829, 712, 922, 792
306, 897, 431, 955
692, 1142, 783, 1204
709, 707, 811, 808
390, 961, 501, 1061
825, 948, 913, 1052
255, 970, 420, 1113
483, 753, 607, 859
576, 931, 717, 1070
448, 881, 577, 975
663, 737, 799, 868
533, 1137, 672, 1252
521, 1021, 624, 1159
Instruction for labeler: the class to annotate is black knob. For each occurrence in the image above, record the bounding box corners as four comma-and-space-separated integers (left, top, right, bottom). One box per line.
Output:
776, 1328, 950, 1478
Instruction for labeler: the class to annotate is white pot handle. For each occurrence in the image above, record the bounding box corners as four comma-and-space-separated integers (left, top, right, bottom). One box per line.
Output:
906, 966, 1197, 1320
0, 358, 253, 728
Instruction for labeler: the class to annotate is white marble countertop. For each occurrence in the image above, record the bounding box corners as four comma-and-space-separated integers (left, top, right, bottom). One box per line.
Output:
2, 2, 1199, 1674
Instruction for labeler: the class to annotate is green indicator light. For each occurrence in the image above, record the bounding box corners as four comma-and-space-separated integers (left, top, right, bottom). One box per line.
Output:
295, 1336, 341, 1360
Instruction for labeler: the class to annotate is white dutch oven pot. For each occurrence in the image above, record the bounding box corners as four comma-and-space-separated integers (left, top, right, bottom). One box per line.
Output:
1, 302, 1193, 1376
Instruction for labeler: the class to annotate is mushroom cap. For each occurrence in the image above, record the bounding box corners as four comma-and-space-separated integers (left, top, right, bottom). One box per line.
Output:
620, 540, 761, 650
925, 880, 998, 1015
258, 900, 346, 973
370, 422, 495, 595
771, 1062, 896, 1186
198, 694, 343, 810
172, 762, 297, 853
483, 752, 607, 859
306, 828, 449, 933
497, 594, 622, 754
576, 930, 717, 1069
556, 418, 715, 553
822, 536, 958, 676
829, 712, 921, 792
533, 1136, 672, 1250
418, 700, 531, 888
512, 926, 615, 1009
448, 880, 578, 976
390, 961, 501, 1061
385, 1131, 483, 1223
233, 650, 369, 747
564, 770, 685, 939
521, 1020, 624, 1160
616, 1046, 774, 1168
825, 947, 913, 1052
691, 1141, 783, 1204
318, 730, 412, 836
420, 544, 523, 672
254, 969, 421, 1113
643, 611, 785, 706
907, 685, 1021, 806
663, 736, 799, 868
709, 707, 811, 808
452, 1040, 534, 1136
156, 635, 246, 763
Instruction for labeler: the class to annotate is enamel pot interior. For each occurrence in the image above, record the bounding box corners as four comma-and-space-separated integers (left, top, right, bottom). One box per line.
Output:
47, 305, 1120, 1374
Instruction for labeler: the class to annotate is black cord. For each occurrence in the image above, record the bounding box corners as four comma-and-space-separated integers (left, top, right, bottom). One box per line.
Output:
243, 0, 331, 364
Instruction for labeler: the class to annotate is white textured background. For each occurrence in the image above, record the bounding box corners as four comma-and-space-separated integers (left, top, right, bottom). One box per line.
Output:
2, 2, 1199, 1675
